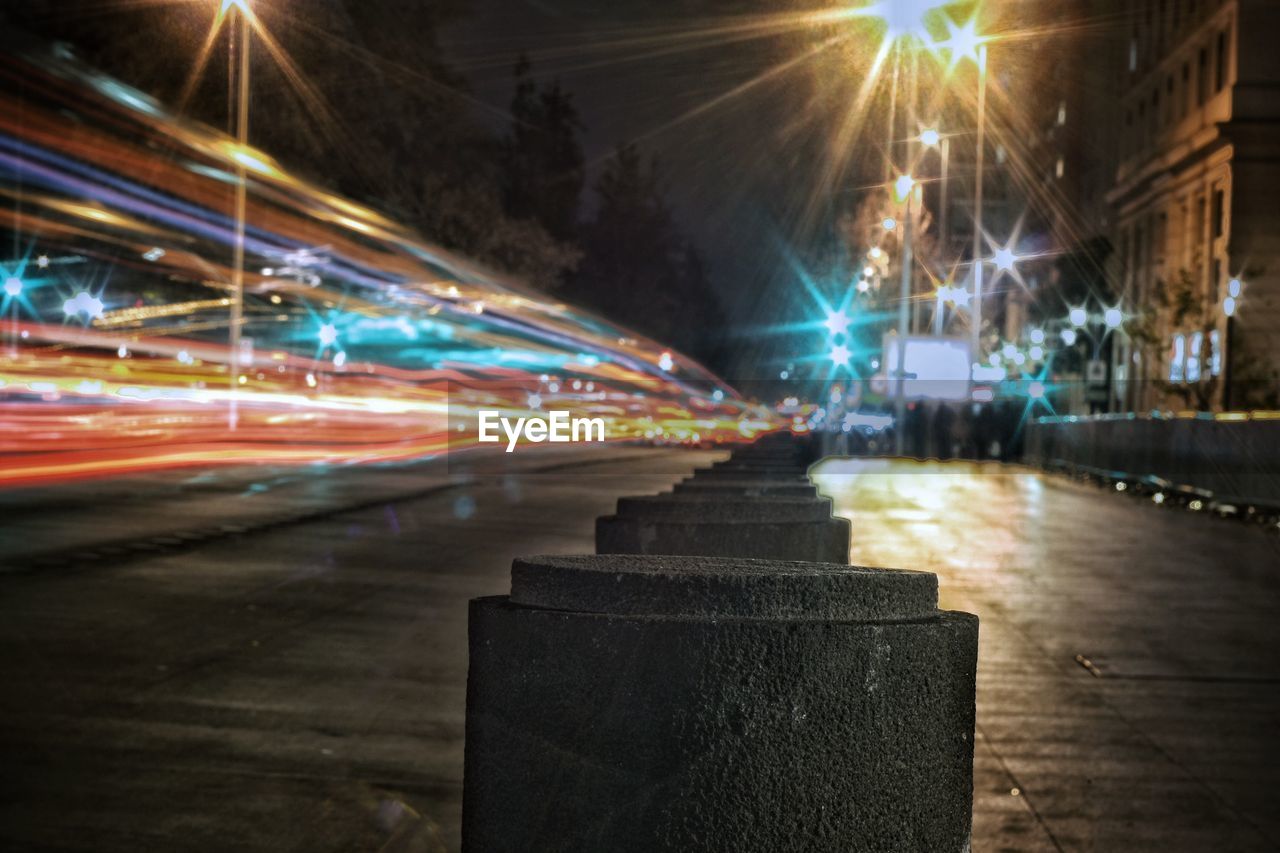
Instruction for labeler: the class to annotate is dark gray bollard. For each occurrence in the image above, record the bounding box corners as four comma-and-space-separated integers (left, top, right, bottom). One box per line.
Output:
596, 493, 850, 562
689, 465, 810, 483
672, 478, 819, 498
712, 462, 809, 475
709, 456, 797, 468
463, 554, 979, 853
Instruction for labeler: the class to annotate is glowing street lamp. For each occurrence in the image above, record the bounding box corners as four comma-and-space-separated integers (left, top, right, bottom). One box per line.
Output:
1061, 328, 1079, 346
1069, 307, 1088, 327
1103, 307, 1123, 329
824, 308, 852, 337
918, 127, 941, 147
893, 173, 916, 202
867, 0, 948, 42
3, 277, 21, 297
936, 16, 987, 70
992, 246, 1019, 274
829, 342, 852, 367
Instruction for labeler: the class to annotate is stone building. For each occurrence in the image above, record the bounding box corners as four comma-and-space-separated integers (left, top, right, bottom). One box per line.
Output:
1109, 0, 1280, 410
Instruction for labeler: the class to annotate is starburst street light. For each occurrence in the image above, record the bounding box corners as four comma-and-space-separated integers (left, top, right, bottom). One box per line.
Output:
936, 16, 987, 70
893, 173, 916, 202
866, 0, 949, 42
919, 127, 941, 147
829, 342, 853, 367
992, 246, 1019, 274
824, 308, 852, 337
1104, 307, 1124, 329
1069, 307, 1088, 327
217, 0, 252, 22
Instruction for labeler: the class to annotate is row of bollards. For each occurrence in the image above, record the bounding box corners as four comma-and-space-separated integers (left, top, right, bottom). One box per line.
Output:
463, 433, 979, 852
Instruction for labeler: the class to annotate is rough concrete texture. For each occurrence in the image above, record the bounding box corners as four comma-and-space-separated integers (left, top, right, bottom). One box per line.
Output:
510, 554, 936, 620
712, 459, 809, 473
614, 493, 834, 522
596, 509, 850, 562
464, 555, 979, 853
689, 466, 810, 483
672, 479, 818, 498
732, 445, 798, 458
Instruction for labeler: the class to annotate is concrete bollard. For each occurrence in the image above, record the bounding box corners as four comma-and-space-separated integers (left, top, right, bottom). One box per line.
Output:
672, 478, 819, 499
596, 493, 849, 562
714, 457, 806, 470
463, 554, 979, 853
689, 465, 811, 483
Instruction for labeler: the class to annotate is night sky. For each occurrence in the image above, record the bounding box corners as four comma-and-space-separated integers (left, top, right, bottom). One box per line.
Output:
442, 0, 867, 372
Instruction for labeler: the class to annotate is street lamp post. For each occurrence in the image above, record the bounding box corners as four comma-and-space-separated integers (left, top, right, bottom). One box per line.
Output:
919, 127, 950, 336
969, 41, 989, 373
227, 0, 251, 432
895, 177, 914, 455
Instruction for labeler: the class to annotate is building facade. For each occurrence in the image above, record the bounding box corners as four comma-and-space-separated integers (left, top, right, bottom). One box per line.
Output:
1110, 0, 1280, 411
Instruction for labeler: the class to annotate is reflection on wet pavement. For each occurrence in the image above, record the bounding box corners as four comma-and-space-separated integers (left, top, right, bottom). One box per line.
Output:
814, 458, 1280, 852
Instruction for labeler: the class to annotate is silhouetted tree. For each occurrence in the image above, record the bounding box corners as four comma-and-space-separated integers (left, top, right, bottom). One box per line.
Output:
570, 144, 725, 366
501, 57, 585, 244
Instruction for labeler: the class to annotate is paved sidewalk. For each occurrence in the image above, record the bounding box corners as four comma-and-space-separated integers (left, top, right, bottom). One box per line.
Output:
814, 459, 1280, 852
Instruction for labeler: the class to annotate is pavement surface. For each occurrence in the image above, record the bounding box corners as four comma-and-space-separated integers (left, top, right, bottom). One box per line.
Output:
814, 459, 1280, 853
0, 451, 1277, 851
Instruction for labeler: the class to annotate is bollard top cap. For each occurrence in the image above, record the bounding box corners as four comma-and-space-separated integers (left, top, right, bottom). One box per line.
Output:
510, 555, 938, 622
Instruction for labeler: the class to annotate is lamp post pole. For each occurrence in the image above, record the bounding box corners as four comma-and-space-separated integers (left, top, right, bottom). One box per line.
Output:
228, 4, 250, 431
929, 131, 949, 337
969, 42, 989, 371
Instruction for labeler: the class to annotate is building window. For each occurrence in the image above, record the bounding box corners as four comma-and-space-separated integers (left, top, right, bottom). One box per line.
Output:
1187, 331, 1203, 383
1130, 38, 1138, 73
1057, 101, 1067, 126
1215, 29, 1229, 92
1182, 62, 1192, 116
1056, 156, 1065, 179
1212, 188, 1225, 239
1210, 330, 1222, 376
1170, 334, 1186, 383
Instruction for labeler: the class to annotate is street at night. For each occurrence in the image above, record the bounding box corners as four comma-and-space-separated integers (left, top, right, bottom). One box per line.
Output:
2, 453, 1277, 850
3, 0, 1280, 849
